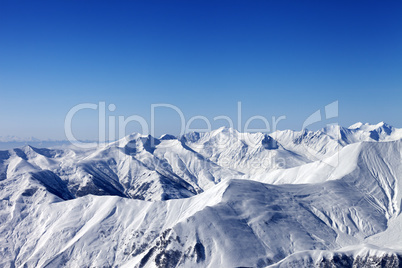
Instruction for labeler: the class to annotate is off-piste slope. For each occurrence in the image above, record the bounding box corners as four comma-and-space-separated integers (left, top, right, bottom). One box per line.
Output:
270, 121, 402, 163
181, 127, 309, 174
0, 176, 399, 267
256, 139, 402, 221
267, 245, 402, 267
0, 134, 244, 201
1, 122, 402, 267
1, 122, 401, 202
0, 138, 401, 267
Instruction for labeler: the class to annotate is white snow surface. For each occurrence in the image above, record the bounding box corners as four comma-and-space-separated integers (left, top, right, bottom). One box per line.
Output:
1, 122, 402, 267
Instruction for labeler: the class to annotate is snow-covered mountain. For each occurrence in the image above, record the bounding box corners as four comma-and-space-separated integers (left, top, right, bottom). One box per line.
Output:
1, 122, 402, 267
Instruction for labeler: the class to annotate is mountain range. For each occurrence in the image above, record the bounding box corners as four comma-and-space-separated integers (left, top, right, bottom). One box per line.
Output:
1, 122, 402, 267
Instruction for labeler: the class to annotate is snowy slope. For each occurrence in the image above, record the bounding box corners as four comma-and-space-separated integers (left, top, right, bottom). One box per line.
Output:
0, 134, 243, 201
1, 176, 400, 267
181, 127, 309, 174
268, 245, 402, 267
271, 122, 402, 163
1, 122, 401, 201
1, 122, 402, 267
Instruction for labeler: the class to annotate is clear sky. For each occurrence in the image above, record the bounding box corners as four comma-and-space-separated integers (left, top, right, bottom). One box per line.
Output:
1, 0, 401, 140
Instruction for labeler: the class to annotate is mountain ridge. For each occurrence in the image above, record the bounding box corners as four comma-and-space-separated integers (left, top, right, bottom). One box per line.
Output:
1, 122, 402, 267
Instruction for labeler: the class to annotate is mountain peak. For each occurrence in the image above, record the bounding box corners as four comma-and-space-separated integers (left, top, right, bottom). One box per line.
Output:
375, 121, 392, 129
159, 134, 176, 140
211, 126, 239, 135
348, 122, 364, 129
348, 122, 393, 131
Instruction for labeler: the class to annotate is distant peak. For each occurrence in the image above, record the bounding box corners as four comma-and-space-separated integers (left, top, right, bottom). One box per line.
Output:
124, 132, 150, 141
159, 134, 176, 140
322, 124, 342, 131
0, 135, 42, 143
348, 122, 363, 129
348, 122, 392, 130
375, 121, 392, 129
213, 126, 237, 133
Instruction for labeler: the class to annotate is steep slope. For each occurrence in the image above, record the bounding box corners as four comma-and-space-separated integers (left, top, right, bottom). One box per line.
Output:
181, 127, 310, 174
66, 134, 243, 200
1, 122, 402, 267
268, 245, 402, 267
271, 122, 402, 163
0, 134, 243, 201
1, 122, 400, 202
348, 122, 402, 142
254, 140, 402, 220
1, 174, 400, 268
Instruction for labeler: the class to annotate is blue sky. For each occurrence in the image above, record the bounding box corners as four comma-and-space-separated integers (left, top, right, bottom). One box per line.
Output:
1, 0, 401, 140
